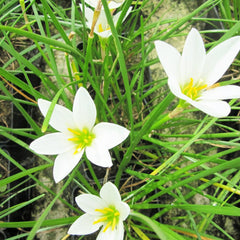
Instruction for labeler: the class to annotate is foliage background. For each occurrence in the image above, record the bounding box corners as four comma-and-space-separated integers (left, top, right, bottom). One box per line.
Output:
0, 0, 240, 239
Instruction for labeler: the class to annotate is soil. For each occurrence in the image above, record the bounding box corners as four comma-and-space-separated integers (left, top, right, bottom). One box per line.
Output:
0, 89, 12, 144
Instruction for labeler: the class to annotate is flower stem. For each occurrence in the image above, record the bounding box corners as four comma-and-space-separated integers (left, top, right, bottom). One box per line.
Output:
89, 0, 102, 38
151, 105, 184, 130
83, 36, 93, 86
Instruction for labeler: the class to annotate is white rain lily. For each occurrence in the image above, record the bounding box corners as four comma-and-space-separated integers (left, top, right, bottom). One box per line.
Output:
85, 0, 125, 10
80, 3, 132, 38
154, 28, 240, 118
68, 182, 130, 240
29, 87, 130, 183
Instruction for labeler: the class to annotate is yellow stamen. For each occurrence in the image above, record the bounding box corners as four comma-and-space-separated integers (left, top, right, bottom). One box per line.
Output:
114, 212, 120, 216
182, 78, 207, 100
68, 128, 95, 155
105, 207, 114, 212
93, 207, 120, 232
103, 221, 112, 232
93, 216, 108, 225
68, 128, 81, 135
98, 23, 104, 33
68, 137, 79, 141
112, 217, 117, 231
95, 208, 108, 214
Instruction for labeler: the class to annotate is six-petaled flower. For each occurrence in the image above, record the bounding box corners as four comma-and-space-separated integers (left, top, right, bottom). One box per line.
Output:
30, 87, 130, 183
68, 181, 130, 240
154, 28, 240, 118
80, 2, 132, 38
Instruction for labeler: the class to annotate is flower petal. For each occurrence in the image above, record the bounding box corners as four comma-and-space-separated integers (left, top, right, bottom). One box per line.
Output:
68, 213, 101, 235
84, 0, 124, 9
190, 99, 231, 118
97, 221, 124, 240
154, 40, 181, 81
167, 77, 185, 99
85, 143, 113, 167
108, 1, 124, 9
95, 10, 112, 38
29, 133, 74, 155
84, 0, 98, 8
93, 122, 129, 149
80, 3, 93, 29
38, 99, 76, 133
200, 85, 240, 100
53, 148, 84, 183
75, 194, 107, 215
97, 29, 112, 38
115, 201, 130, 221
100, 182, 121, 204
73, 87, 97, 130
180, 28, 206, 85
203, 36, 240, 86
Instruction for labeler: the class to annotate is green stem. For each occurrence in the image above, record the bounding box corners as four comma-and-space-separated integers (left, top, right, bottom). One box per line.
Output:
83, 36, 93, 86
151, 105, 184, 130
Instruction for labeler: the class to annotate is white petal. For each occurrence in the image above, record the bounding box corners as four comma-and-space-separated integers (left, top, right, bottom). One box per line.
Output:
108, 1, 124, 9
154, 40, 181, 81
73, 87, 97, 130
75, 194, 107, 215
100, 182, 121, 204
167, 77, 185, 99
200, 85, 240, 100
53, 148, 84, 183
97, 221, 124, 240
191, 99, 231, 118
84, 0, 97, 8
120, 6, 132, 23
97, 30, 112, 38
203, 36, 240, 86
112, 11, 122, 25
114, 221, 125, 240
80, 4, 94, 27
95, 10, 111, 37
38, 99, 76, 133
93, 122, 130, 149
84, 0, 124, 9
85, 143, 113, 167
115, 201, 130, 221
68, 214, 101, 235
29, 133, 74, 155
180, 28, 206, 85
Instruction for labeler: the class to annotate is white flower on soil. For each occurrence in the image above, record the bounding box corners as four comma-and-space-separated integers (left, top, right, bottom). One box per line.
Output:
30, 87, 130, 183
80, 3, 132, 38
154, 28, 240, 118
68, 181, 130, 240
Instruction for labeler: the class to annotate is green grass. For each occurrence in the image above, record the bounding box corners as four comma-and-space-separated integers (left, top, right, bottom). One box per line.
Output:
0, 0, 240, 239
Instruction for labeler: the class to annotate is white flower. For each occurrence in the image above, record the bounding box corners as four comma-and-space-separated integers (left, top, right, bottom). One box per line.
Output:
154, 28, 240, 118
80, 3, 132, 38
29, 87, 130, 183
68, 181, 130, 240
84, 0, 125, 10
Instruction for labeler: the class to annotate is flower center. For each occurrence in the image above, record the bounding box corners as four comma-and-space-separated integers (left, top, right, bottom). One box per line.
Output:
93, 206, 120, 232
182, 78, 207, 100
68, 128, 95, 154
